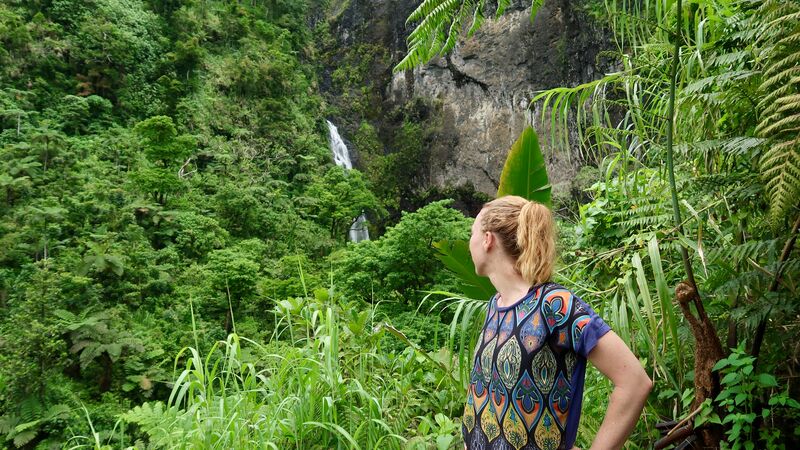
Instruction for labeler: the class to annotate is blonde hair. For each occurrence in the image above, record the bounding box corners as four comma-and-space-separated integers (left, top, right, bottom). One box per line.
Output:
480, 195, 556, 285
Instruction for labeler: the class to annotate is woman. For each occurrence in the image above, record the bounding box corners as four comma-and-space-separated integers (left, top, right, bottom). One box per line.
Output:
462, 196, 652, 450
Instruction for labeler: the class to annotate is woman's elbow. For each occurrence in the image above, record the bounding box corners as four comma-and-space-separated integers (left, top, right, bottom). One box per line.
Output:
614, 373, 652, 399
637, 372, 654, 399
620, 368, 653, 399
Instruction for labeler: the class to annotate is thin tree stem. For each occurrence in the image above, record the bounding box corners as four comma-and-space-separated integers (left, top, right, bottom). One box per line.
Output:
665, 0, 697, 291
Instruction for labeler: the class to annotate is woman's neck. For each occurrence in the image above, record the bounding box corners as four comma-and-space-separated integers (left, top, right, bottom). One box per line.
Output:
488, 264, 531, 308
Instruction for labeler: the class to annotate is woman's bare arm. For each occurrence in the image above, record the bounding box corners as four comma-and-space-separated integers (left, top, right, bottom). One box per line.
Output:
578, 330, 653, 450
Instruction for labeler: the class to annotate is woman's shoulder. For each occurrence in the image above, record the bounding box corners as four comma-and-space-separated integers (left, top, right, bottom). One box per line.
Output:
540, 282, 597, 311
539, 281, 572, 299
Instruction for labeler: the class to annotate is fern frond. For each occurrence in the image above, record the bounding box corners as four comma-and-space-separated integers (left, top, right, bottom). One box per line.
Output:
13, 429, 37, 447
757, 81, 794, 110
716, 268, 768, 297
707, 238, 783, 264
760, 140, 800, 228
70, 340, 93, 354
776, 101, 800, 115
730, 26, 762, 42
710, 50, 751, 67
766, 9, 800, 27
441, 0, 469, 55
720, 136, 765, 156
675, 137, 765, 158
496, 0, 510, 18
396, 0, 544, 72
761, 62, 800, 85
617, 213, 673, 229
760, 1, 797, 23
407, 0, 449, 24
757, 112, 800, 136
761, 50, 800, 78
19, 397, 42, 423
466, 0, 485, 37
398, 0, 463, 72
760, 138, 800, 156
620, 202, 669, 217
406, 0, 460, 45
79, 344, 103, 368
683, 75, 718, 93
530, 0, 544, 20
119, 336, 146, 353
776, 31, 800, 48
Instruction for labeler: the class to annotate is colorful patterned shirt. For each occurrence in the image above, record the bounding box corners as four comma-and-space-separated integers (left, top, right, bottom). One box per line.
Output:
461, 281, 612, 450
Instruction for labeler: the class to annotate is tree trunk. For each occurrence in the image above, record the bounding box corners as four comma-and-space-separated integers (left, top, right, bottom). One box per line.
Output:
99, 352, 113, 392
676, 281, 724, 448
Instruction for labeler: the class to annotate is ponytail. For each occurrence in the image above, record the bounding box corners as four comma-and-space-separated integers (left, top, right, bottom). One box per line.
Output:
480, 195, 556, 285
515, 201, 556, 285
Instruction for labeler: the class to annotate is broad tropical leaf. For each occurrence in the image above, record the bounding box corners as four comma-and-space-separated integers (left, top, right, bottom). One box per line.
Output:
433, 240, 495, 300
496, 126, 551, 206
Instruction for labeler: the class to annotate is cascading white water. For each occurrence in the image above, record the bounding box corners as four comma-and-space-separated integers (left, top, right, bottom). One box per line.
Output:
348, 213, 369, 242
326, 120, 353, 170
326, 120, 369, 242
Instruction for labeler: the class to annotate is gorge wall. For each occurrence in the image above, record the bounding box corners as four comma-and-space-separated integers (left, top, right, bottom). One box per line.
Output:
318, 0, 611, 212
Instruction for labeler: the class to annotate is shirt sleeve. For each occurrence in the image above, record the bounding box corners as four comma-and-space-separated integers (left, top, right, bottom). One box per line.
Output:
549, 289, 612, 358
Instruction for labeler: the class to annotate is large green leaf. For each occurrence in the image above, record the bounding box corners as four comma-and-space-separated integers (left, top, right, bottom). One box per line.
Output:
496, 126, 551, 206
433, 240, 495, 300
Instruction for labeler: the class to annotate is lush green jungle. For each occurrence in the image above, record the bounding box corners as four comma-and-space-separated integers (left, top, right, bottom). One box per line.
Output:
0, 0, 798, 449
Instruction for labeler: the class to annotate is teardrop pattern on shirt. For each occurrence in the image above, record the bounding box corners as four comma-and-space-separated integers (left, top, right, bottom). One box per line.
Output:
532, 345, 557, 395
519, 310, 546, 354
480, 335, 497, 384
463, 387, 476, 432
512, 370, 542, 432
571, 314, 591, 353
497, 310, 515, 345
534, 408, 561, 450
489, 368, 509, 423
480, 395, 501, 443
501, 402, 528, 450
542, 289, 572, 332
550, 372, 572, 428
472, 372, 489, 417
496, 336, 522, 391
515, 291, 540, 322
484, 308, 499, 343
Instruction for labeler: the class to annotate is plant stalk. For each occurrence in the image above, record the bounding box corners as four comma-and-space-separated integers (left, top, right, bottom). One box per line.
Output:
665, 0, 698, 293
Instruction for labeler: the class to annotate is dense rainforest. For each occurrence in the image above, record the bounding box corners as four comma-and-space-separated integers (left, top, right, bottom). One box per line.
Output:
0, 0, 798, 449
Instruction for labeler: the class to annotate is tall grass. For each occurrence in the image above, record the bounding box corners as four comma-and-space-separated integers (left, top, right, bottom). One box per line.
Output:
68, 291, 465, 449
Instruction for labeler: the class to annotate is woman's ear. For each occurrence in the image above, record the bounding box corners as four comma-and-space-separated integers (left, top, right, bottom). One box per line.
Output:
483, 231, 494, 251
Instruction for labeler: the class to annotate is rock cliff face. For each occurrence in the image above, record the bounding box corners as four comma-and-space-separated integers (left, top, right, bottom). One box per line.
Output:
322, 0, 610, 202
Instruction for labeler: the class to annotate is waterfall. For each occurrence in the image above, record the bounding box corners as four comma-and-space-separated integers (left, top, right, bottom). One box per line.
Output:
348, 213, 370, 242
326, 120, 353, 170
326, 120, 370, 242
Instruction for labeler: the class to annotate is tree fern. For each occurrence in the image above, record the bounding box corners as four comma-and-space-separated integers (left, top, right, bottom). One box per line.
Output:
755, 0, 800, 229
